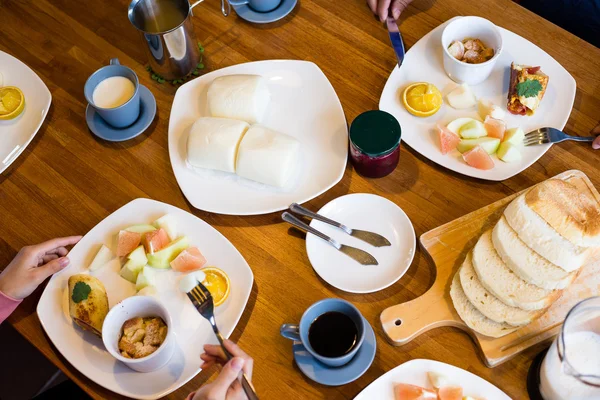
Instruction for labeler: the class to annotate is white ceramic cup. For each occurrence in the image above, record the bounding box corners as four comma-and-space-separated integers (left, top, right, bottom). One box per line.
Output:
102, 296, 175, 373
441, 16, 503, 85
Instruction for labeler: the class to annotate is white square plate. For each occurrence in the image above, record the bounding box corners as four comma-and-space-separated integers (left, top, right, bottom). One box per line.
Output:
380, 17, 576, 181
168, 60, 348, 215
354, 359, 510, 399
37, 198, 254, 399
0, 51, 52, 174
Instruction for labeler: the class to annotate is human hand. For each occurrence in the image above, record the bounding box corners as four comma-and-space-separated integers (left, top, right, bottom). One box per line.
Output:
0, 236, 82, 299
367, 0, 413, 21
192, 340, 254, 400
592, 124, 600, 149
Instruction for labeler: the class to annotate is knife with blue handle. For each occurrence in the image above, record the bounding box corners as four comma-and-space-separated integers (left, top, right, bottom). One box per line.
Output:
386, 17, 405, 67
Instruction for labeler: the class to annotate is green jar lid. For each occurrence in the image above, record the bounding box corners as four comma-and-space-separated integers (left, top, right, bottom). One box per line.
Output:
349, 110, 401, 157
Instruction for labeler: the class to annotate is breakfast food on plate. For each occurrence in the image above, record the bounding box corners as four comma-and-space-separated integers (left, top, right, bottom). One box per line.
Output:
394, 383, 437, 399
456, 137, 500, 155
118, 316, 168, 359
402, 82, 443, 117
89, 244, 113, 271
462, 146, 494, 170
120, 245, 148, 283
478, 99, 505, 120
147, 236, 190, 269
0, 86, 25, 120
170, 247, 207, 272
117, 230, 142, 257
68, 274, 109, 336
207, 74, 270, 124
153, 214, 177, 241
200, 267, 231, 306
142, 228, 169, 253
187, 117, 250, 173
394, 372, 484, 400
447, 38, 494, 64
135, 266, 158, 291
496, 142, 521, 163
437, 124, 460, 155
446, 84, 476, 109
235, 125, 301, 187
451, 178, 599, 337
507, 63, 548, 116
483, 116, 506, 140
179, 270, 207, 293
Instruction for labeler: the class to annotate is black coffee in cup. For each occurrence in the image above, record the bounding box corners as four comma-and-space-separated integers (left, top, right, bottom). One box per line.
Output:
308, 311, 358, 358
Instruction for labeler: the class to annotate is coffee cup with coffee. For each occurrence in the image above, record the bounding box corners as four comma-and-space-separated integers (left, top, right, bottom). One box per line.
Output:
84, 58, 141, 128
280, 298, 365, 367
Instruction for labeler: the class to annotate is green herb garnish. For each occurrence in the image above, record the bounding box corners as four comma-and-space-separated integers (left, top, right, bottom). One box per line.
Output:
516, 80, 543, 98
71, 281, 91, 303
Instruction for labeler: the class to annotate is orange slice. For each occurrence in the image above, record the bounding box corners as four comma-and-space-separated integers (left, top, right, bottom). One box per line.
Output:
0, 86, 25, 120
402, 82, 442, 117
201, 267, 230, 307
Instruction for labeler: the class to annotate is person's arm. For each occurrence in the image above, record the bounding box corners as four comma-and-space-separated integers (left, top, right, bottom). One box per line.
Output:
0, 236, 82, 324
366, 0, 413, 21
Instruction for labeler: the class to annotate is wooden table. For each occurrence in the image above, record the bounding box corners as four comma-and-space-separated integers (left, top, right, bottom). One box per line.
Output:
1, 0, 599, 398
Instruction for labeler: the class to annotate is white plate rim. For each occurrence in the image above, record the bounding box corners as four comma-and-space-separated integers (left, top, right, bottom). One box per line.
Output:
36, 197, 254, 399
353, 358, 511, 400
306, 193, 416, 293
167, 59, 348, 216
379, 17, 576, 181
0, 50, 52, 174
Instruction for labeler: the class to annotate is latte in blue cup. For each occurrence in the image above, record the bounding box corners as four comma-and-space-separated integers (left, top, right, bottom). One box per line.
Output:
280, 298, 365, 367
84, 58, 141, 128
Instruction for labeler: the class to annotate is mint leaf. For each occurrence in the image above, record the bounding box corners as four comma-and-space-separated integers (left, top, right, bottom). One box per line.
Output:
72, 281, 91, 303
516, 80, 542, 98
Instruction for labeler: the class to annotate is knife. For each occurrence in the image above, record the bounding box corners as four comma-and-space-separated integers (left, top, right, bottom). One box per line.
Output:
386, 17, 405, 67
282, 212, 378, 266
289, 203, 391, 247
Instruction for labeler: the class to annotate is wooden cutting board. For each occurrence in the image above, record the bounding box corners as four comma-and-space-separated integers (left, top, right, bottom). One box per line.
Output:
380, 170, 600, 367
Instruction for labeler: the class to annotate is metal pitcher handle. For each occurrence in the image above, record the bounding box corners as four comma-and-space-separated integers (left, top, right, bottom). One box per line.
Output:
110, 58, 120, 66
189, 0, 229, 16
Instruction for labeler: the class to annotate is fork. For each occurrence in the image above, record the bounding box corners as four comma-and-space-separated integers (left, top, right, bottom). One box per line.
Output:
524, 127, 596, 146
187, 283, 259, 400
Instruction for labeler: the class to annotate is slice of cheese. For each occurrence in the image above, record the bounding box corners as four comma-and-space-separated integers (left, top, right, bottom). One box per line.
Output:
187, 117, 250, 173
207, 75, 270, 124
236, 125, 300, 187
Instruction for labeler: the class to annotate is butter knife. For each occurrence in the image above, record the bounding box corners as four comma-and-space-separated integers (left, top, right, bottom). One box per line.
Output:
289, 203, 391, 247
282, 212, 378, 266
386, 17, 405, 67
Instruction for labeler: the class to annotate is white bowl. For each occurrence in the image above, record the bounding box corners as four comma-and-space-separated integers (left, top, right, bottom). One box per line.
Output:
441, 16, 503, 85
102, 296, 175, 373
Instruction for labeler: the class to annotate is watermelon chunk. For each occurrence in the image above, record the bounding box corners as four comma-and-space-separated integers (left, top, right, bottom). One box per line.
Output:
462, 145, 494, 170
438, 385, 464, 400
484, 116, 506, 140
116, 230, 141, 257
394, 383, 437, 400
143, 228, 170, 254
170, 247, 207, 272
437, 124, 460, 155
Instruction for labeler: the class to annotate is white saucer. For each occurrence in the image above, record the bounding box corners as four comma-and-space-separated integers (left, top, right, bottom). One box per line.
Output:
306, 194, 416, 293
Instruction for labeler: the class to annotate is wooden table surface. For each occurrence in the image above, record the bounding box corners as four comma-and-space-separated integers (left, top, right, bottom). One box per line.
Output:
1, 0, 599, 398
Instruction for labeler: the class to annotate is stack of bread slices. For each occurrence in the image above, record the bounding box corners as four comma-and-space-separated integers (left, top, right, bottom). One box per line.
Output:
450, 178, 600, 338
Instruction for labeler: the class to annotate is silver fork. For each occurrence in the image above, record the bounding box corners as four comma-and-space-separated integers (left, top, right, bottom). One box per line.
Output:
187, 283, 259, 400
524, 127, 596, 146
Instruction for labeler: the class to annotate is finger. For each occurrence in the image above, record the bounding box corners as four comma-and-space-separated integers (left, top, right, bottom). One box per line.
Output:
41, 254, 59, 264
593, 135, 600, 150
46, 247, 69, 257
32, 236, 82, 255
209, 357, 245, 397
390, 0, 411, 19
366, 0, 378, 14
203, 344, 227, 361
223, 340, 253, 378
226, 380, 245, 400
200, 360, 215, 370
34, 257, 70, 282
592, 124, 600, 134
377, 0, 391, 21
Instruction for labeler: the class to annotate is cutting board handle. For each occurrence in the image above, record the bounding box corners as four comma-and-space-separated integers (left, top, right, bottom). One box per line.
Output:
380, 285, 462, 345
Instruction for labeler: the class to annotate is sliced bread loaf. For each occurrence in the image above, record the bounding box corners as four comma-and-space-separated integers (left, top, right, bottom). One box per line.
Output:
493, 216, 577, 290
450, 271, 518, 338
504, 194, 589, 272
525, 179, 600, 248
472, 230, 560, 311
459, 252, 542, 326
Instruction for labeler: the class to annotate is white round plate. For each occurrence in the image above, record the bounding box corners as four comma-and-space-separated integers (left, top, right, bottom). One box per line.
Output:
36, 198, 254, 399
379, 17, 576, 181
168, 60, 348, 215
354, 359, 511, 400
306, 194, 415, 293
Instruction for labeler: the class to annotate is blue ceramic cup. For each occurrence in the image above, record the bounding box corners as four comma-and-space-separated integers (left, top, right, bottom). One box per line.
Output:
84, 58, 140, 128
229, 0, 281, 12
280, 298, 365, 367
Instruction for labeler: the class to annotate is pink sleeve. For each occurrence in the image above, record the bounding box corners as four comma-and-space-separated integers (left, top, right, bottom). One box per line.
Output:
0, 290, 22, 324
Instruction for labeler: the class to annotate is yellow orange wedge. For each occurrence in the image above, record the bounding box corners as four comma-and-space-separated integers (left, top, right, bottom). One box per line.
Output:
0, 86, 25, 120
402, 82, 442, 117
201, 267, 230, 307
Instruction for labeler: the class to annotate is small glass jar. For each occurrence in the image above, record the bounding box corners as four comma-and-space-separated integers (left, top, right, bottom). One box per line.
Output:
349, 110, 401, 178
